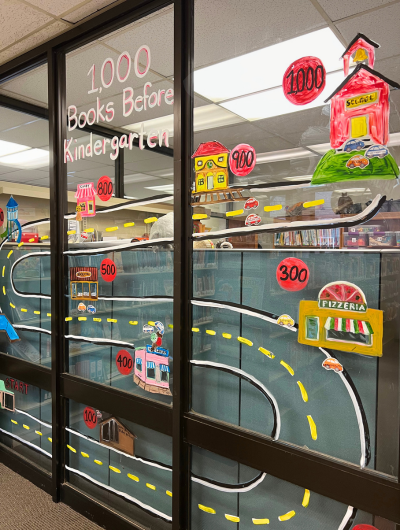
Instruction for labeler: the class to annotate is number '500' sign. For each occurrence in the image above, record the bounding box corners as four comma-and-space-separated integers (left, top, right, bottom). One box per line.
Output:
100, 258, 117, 282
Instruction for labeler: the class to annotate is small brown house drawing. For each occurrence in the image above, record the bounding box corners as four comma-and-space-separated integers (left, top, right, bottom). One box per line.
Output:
99, 416, 136, 456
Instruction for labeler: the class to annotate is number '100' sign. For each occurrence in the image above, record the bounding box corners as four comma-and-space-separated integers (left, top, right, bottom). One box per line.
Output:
83, 406, 97, 429
283, 56, 326, 106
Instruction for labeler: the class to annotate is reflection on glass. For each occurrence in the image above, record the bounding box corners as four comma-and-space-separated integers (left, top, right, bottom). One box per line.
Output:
67, 399, 172, 529
191, 1, 400, 479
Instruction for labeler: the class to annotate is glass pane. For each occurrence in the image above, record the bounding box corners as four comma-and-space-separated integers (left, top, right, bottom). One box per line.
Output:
67, 398, 172, 529
191, 446, 396, 530
192, 1, 400, 478
0, 64, 51, 366
65, 7, 174, 404
0, 371, 51, 472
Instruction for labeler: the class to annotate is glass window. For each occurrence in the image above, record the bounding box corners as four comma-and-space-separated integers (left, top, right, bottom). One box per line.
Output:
0, 64, 51, 366
191, 0, 400, 479
65, 6, 174, 405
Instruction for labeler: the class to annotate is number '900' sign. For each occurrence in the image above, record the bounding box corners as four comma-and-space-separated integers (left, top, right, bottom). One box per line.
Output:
83, 406, 97, 429
229, 143, 256, 177
116, 350, 133, 375
276, 257, 309, 291
100, 258, 117, 282
283, 56, 326, 105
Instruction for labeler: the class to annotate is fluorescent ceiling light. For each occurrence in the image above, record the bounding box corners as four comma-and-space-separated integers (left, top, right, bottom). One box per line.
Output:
124, 104, 244, 136
307, 142, 331, 154
221, 70, 344, 121
0, 139, 30, 157
0, 148, 49, 168
257, 147, 316, 164
145, 184, 174, 193
194, 28, 343, 103
124, 174, 160, 184
124, 195, 138, 199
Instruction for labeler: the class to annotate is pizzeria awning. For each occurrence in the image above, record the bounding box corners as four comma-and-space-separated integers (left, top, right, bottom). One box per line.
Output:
160, 364, 170, 372
325, 317, 373, 335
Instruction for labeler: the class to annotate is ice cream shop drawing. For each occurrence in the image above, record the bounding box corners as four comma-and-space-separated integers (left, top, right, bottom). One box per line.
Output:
134, 321, 171, 396
75, 182, 97, 217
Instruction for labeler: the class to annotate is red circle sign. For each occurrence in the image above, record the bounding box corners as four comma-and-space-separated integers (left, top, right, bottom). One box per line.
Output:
276, 258, 309, 291
83, 406, 97, 429
229, 143, 256, 177
97, 175, 113, 201
283, 56, 326, 105
0, 209, 4, 224
353, 526, 378, 530
116, 349, 133, 375
100, 258, 117, 282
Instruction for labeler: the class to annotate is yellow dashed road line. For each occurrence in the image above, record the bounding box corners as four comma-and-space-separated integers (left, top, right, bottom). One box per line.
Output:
206, 329, 216, 335
222, 333, 232, 339
35, 431, 42, 436
129, 320, 137, 325
146, 483, 156, 490
259, 347, 275, 359
10, 303, 15, 309
192, 327, 200, 332
226, 209, 244, 217
193, 214, 208, 220
20, 308, 27, 312
67, 445, 76, 453
11, 420, 18, 425
280, 360, 294, 376
106, 226, 118, 232
2, 266, 5, 277
252, 518, 270, 525
93, 318, 102, 322
2, 286, 5, 295
307, 415, 317, 440
78, 316, 87, 321
81, 452, 89, 458
237, 336, 253, 346
264, 204, 282, 212
124, 222, 135, 227
107, 318, 117, 323
7, 250, 13, 259
279, 511, 296, 521
166, 490, 172, 497
65, 317, 73, 321
302, 489, 310, 507
109, 466, 121, 473
34, 311, 40, 315
94, 460, 103, 465
225, 514, 240, 522
23, 424, 30, 430
198, 504, 216, 514
127, 474, 139, 482
303, 199, 324, 208
144, 217, 157, 224
297, 381, 308, 402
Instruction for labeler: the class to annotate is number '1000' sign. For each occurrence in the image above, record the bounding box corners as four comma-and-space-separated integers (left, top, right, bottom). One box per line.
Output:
283, 56, 326, 106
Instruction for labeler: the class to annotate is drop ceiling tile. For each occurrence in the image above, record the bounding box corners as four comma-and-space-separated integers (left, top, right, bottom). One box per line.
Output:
26, 0, 92, 17
62, 0, 118, 23
0, 0, 53, 49
335, 3, 400, 60
103, 8, 174, 78
317, 0, 394, 22
0, 119, 48, 148
0, 107, 38, 133
0, 21, 70, 66
68, 167, 115, 181
0, 169, 49, 184
123, 148, 170, 164
124, 158, 173, 174
0, 64, 48, 106
194, 0, 325, 69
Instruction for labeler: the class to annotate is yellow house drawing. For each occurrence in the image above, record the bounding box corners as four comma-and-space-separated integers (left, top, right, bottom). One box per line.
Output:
192, 141, 230, 193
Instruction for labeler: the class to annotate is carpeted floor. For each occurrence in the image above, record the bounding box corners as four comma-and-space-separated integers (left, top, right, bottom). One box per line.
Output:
0, 463, 101, 530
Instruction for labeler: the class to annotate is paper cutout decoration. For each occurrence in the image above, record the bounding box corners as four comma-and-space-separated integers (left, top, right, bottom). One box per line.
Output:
134, 320, 171, 395
87, 305, 96, 314
322, 357, 343, 373
83, 406, 97, 429
0, 314, 20, 342
99, 415, 136, 456
191, 141, 245, 205
353, 526, 378, 530
283, 56, 326, 105
75, 183, 97, 217
116, 349, 133, 375
229, 143, 256, 176
1, 196, 22, 243
277, 314, 296, 330
0, 379, 15, 412
312, 34, 400, 185
78, 302, 86, 312
0, 208, 4, 225
245, 213, 261, 226
97, 175, 113, 202
244, 198, 259, 210
100, 259, 117, 282
276, 257, 309, 291
70, 267, 98, 301
298, 281, 383, 356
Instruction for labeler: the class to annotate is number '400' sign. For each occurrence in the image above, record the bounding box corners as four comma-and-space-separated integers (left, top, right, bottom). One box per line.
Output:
276, 257, 309, 292
116, 350, 133, 375
283, 56, 326, 106
100, 258, 117, 282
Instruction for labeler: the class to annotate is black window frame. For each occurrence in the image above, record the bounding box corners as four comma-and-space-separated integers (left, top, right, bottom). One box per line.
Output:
0, 1, 398, 529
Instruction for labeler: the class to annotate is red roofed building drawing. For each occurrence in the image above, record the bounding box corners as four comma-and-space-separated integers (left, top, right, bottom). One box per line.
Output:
311, 33, 400, 185
75, 182, 97, 217
192, 141, 230, 194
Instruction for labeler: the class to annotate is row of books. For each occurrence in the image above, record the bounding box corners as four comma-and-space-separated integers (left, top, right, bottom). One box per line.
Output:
274, 228, 341, 248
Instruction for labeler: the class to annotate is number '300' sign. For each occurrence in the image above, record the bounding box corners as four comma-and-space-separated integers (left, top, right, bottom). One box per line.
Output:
100, 258, 117, 282
276, 257, 309, 292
